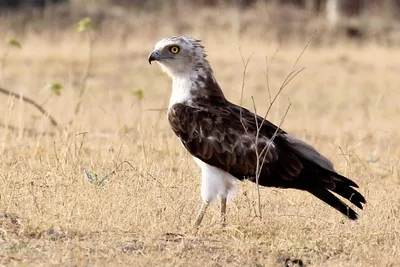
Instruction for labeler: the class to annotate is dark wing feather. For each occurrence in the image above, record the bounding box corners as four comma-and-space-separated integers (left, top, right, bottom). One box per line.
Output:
168, 101, 366, 220
168, 101, 292, 179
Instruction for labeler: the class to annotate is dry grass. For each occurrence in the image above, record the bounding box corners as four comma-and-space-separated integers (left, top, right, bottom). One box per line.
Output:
0, 5, 399, 267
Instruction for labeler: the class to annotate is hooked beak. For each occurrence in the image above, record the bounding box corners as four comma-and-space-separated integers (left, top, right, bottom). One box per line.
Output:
148, 50, 160, 65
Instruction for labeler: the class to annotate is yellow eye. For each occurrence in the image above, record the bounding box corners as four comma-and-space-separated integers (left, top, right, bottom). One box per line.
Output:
170, 46, 179, 54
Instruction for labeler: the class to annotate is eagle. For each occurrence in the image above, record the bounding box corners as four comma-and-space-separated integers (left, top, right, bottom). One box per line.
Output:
148, 36, 366, 227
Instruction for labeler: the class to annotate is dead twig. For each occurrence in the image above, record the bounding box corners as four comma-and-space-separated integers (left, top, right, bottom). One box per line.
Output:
261, 48, 279, 105
238, 47, 255, 135
0, 87, 59, 127
253, 98, 292, 218
241, 31, 315, 218
259, 30, 315, 130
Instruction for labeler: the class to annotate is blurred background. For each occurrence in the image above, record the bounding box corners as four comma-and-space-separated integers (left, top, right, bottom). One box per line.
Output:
0, 0, 398, 146
1, 0, 400, 45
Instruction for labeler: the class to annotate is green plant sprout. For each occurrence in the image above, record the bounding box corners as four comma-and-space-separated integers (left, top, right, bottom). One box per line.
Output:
76, 17, 95, 32
5, 37, 22, 49
130, 88, 144, 101
46, 81, 63, 96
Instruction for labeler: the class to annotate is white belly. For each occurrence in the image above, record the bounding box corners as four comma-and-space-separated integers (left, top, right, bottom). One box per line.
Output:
193, 157, 238, 204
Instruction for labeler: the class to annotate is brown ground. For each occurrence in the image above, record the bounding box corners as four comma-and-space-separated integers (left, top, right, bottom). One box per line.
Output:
0, 4, 399, 267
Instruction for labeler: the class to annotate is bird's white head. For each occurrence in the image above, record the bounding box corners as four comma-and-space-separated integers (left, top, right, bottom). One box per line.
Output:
148, 36, 210, 79
148, 36, 223, 108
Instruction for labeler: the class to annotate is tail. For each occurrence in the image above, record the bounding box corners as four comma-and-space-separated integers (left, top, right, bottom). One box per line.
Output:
278, 133, 366, 219
307, 172, 366, 220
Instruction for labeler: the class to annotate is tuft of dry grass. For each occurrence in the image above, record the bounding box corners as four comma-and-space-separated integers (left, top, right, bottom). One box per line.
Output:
0, 5, 399, 267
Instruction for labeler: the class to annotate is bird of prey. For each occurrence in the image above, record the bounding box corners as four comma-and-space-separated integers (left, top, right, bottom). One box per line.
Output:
148, 36, 366, 227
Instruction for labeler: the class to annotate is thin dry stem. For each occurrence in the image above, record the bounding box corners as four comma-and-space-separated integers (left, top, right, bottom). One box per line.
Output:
259, 31, 315, 131
0, 47, 8, 86
238, 47, 254, 136
74, 32, 96, 116
262, 48, 279, 105
248, 32, 315, 218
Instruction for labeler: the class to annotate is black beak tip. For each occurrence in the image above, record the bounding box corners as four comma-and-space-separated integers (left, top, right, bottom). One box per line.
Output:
148, 52, 157, 65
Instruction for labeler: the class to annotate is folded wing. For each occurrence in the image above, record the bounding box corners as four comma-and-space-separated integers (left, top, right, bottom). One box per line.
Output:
168, 101, 366, 219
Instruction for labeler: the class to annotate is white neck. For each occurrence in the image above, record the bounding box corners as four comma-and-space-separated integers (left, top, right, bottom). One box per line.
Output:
168, 73, 198, 108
